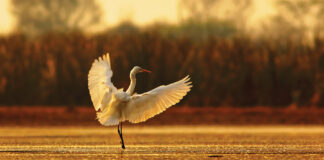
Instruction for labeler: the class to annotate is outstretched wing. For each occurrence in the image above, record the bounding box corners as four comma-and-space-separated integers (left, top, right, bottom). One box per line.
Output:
125, 76, 192, 123
88, 53, 117, 111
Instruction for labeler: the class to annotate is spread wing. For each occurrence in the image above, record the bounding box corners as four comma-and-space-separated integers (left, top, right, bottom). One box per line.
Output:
125, 76, 192, 123
88, 53, 117, 111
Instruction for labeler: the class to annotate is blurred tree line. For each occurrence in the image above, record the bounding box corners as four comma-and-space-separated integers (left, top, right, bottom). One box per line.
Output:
1, 0, 324, 107
1, 29, 324, 107
10, 0, 103, 36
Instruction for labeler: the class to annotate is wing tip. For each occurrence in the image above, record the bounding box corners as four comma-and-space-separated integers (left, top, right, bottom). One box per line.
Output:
103, 52, 110, 61
183, 75, 190, 81
182, 75, 193, 88
89, 52, 113, 75
93, 52, 111, 63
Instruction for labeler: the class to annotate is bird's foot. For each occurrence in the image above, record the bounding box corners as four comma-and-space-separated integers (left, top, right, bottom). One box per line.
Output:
120, 142, 125, 149
120, 141, 126, 149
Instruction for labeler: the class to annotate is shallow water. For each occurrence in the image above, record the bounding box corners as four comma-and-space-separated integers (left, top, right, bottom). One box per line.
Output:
0, 125, 323, 159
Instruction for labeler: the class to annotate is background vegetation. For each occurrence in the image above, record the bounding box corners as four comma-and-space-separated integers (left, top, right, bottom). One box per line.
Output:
1, 0, 324, 107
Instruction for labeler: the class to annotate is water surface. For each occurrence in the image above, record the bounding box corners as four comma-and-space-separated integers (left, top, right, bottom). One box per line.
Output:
0, 125, 323, 159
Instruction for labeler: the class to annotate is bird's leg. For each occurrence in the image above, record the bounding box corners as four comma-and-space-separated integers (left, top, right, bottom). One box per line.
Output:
120, 122, 123, 136
118, 124, 121, 135
117, 124, 121, 143
120, 122, 126, 149
117, 122, 126, 149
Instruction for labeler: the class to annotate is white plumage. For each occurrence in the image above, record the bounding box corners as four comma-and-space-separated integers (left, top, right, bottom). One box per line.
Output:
88, 53, 192, 149
88, 53, 192, 126
88, 54, 116, 112
125, 76, 192, 123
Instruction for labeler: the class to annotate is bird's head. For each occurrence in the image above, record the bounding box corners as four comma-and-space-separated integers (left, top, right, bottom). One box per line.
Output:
131, 66, 151, 75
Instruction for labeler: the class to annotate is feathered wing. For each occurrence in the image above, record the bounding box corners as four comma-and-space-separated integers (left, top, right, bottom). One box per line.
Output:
88, 53, 117, 111
125, 76, 192, 123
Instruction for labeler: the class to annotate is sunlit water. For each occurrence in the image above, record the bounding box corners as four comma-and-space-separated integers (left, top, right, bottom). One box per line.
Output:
0, 125, 323, 159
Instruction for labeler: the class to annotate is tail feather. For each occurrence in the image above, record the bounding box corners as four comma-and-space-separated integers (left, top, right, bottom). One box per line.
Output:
96, 111, 119, 126
96, 106, 119, 126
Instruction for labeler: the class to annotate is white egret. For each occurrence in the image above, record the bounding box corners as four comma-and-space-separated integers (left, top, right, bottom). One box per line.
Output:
88, 53, 192, 149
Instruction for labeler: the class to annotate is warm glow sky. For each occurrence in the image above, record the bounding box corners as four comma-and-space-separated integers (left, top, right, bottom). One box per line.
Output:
0, 0, 276, 35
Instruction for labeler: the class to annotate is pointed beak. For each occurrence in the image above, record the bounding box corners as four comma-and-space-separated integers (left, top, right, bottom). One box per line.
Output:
141, 68, 152, 73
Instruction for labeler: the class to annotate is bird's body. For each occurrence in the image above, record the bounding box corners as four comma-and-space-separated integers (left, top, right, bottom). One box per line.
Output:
88, 53, 192, 149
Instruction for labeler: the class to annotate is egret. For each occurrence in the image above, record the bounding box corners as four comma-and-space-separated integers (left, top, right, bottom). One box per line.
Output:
88, 53, 192, 149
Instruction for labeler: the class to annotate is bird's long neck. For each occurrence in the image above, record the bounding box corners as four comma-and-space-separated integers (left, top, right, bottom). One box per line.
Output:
126, 73, 136, 95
